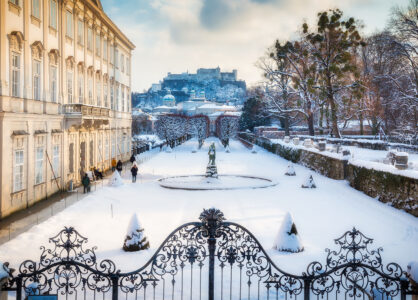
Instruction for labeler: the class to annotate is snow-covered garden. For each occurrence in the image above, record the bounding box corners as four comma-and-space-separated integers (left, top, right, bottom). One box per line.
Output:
0, 138, 416, 276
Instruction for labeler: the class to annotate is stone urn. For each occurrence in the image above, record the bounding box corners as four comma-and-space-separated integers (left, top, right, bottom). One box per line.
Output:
394, 152, 408, 170
303, 139, 312, 148
318, 141, 326, 151
284, 136, 290, 143
293, 137, 300, 145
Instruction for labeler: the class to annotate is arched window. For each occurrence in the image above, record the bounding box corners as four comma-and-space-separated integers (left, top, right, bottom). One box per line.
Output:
8, 32, 24, 98
96, 72, 101, 107
49, 50, 59, 103
66, 56, 75, 104
77, 62, 85, 103
31, 41, 44, 100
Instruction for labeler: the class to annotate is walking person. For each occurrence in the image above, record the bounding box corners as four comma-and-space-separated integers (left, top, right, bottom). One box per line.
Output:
131, 163, 138, 183
111, 158, 117, 172
82, 173, 90, 194
130, 154, 136, 164
116, 160, 123, 174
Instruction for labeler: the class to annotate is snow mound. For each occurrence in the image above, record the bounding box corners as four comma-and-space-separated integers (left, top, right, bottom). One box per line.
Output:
273, 212, 304, 253
251, 146, 257, 154
165, 147, 172, 153
191, 146, 198, 153
285, 164, 296, 176
123, 213, 150, 252
108, 171, 124, 187
407, 261, 418, 284
301, 175, 316, 188
225, 146, 231, 153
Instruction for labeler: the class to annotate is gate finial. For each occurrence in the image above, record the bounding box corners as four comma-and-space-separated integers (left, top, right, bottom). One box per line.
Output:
199, 208, 225, 227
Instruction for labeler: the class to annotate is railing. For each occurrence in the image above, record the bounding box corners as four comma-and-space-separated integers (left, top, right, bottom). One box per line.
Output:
1, 208, 416, 300
63, 104, 110, 117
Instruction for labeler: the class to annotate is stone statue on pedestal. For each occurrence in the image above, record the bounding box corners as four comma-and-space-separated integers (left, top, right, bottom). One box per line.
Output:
206, 143, 218, 178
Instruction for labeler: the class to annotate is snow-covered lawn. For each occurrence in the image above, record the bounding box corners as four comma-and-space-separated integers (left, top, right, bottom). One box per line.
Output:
0, 138, 417, 276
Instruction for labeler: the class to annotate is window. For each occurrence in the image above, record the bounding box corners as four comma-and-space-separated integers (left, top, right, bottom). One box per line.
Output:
52, 145, 60, 176
126, 57, 130, 75
11, 52, 20, 97
87, 27, 93, 51
13, 150, 24, 192
35, 147, 44, 184
95, 33, 100, 56
121, 136, 125, 155
33, 60, 41, 100
103, 39, 108, 60
32, 0, 40, 19
66, 11, 73, 38
110, 44, 113, 64
49, 0, 57, 30
121, 86, 125, 112
89, 140, 94, 167
77, 20, 84, 45
69, 143, 74, 173
10, 0, 19, 6
111, 136, 115, 158
121, 54, 125, 73
96, 78, 101, 106
103, 81, 108, 107
116, 85, 119, 111
88, 75, 93, 104
110, 85, 114, 109
115, 48, 118, 68
78, 71, 84, 103
67, 70, 73, 103
50, 65, 57, 102
105, 136, 109, 160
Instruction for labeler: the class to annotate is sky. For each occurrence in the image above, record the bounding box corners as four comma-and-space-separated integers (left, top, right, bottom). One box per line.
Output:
100, 0, 409, 92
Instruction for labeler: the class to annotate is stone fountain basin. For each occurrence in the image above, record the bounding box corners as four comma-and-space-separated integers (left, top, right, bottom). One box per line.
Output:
158, 175, 277, 190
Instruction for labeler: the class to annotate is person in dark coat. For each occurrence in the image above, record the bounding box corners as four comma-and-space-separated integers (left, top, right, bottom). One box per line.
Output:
93, 167, 103, 180
131, 164, 138, 183
130, 154, 136, 163
116, 160, 123, 174
82, 173, 90, 193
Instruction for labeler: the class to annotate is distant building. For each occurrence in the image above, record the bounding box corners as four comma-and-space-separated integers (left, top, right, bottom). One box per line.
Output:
162, 90, 176, 107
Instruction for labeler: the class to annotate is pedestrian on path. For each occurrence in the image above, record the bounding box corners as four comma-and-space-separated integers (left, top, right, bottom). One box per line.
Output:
130, 154, 136, 163
111, 158, 117, 172
82, 173, 90, 194
116, 160, 123, 174
131, 164, 138, 183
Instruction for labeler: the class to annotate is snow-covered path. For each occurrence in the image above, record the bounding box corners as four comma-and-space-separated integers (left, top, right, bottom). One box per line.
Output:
0, 138, 417, 274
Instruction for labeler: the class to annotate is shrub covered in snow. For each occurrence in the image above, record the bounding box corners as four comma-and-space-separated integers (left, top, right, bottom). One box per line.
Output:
108, 171, 124, 187
301, 175, 316, 188
273, 212, 304, 253
123, 213, 150, 252
285, 164, 296, 176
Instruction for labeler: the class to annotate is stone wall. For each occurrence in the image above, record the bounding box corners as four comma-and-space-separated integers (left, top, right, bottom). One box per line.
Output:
239, 133, 418, 217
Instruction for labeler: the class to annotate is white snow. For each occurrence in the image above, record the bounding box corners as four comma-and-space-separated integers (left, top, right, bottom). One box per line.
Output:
273, 212, 304, 253
285, 164, 296, 176
0, 138, 416, 277
124, 213, 145, 248
108, 171, 124, 187
301, 174, 316, 188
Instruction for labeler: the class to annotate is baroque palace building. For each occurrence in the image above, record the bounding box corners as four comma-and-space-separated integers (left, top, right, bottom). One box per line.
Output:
0, 0, 134, 218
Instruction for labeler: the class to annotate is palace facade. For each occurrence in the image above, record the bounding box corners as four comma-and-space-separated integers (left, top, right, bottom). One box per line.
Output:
0, 0, 134, 218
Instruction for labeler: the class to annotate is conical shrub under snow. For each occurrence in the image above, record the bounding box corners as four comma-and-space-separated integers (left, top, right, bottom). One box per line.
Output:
301, 175, 316, 188
273, 212, 304, 253
285, 164, 296, 176
108, 171, 124, 187
123, 213, 150, 252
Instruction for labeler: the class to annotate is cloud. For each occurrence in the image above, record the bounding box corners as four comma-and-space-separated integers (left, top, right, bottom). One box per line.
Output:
100, 0, 409, 92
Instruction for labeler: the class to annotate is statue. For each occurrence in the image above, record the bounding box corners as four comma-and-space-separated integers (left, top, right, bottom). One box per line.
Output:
206, 143, 218, 179
208, 143, 216, 165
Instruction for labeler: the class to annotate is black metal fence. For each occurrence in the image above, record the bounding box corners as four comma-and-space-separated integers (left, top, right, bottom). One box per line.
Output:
1, 208, 416, 300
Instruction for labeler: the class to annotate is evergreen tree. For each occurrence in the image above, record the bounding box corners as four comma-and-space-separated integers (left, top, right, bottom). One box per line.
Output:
123, 213, 150, 252
239, 91, 270, 131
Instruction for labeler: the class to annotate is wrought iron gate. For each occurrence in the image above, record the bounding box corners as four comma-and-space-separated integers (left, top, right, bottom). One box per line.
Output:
1, 208, 416, 300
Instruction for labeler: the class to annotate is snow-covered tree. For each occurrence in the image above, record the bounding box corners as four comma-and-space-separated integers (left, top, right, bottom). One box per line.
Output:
155, 114, 188, 147
285, 164, 296, 176
188, 115, 210, 148
216, 115, 239, 147
273, 212, 304, 253
108, 171, 124, 187
301, 174, 316, 188
123, 213, 150, 252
